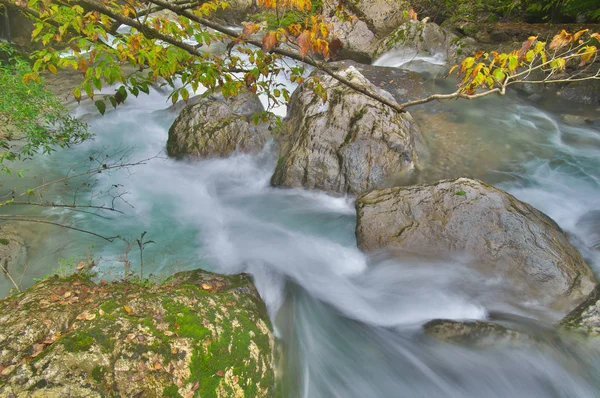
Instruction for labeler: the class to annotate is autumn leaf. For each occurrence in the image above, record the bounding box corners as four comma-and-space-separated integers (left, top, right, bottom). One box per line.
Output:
243, 23, 260, 37
329, 38, 343, 60
297, 31, 311, 58
124, 305, 132, 314
579, 46, 597, 65
408, 8, 418, 21
76, 311, 96, 321
518, 36, 537, 61
549, 30, 573, 51
216, 370, 225, 377
31, 343, 45, 357
573, 29, 589, 43
262, 31, 278, 52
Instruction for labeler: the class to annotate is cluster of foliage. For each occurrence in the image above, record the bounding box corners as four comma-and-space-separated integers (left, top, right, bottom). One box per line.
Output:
414, 0, 600, 25
449, 29, 599, 94
0, 42, 90, 175
7, 0, 346, 118
522, 0, 600, 22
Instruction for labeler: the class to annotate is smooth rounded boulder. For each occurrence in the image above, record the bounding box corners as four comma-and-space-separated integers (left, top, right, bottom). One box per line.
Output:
355, 178, 597, 313
167, 89, 270, 159
271, 65, 426, 195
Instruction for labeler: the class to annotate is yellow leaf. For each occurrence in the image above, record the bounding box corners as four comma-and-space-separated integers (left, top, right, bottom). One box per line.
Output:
580, 46, 597, 65
47, 64, 57, 74
124, 305, 132, 314
573, 29, 589, 43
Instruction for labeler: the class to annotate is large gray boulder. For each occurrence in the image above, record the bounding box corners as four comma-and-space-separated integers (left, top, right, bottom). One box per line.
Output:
323, 0, 411, 63
355, 178, 597, 312
271, 65, 426, 195
167, 89, 270, 158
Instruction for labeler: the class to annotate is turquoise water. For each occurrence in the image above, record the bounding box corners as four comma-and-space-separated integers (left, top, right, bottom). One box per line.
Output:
2, 58, 600, 396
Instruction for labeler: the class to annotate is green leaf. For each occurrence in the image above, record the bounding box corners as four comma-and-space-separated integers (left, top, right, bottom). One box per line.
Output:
455, 190, 467, 196
95, 100, 106, 115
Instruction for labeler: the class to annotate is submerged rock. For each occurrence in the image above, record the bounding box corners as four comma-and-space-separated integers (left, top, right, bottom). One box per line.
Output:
424, 319, 528, 347
167, 89, 270, 158
561, 285, 600, 336
355, 178, 597, 312
0, 270, 274, 397
271, 65, 426, 195
0, 225, 26, 281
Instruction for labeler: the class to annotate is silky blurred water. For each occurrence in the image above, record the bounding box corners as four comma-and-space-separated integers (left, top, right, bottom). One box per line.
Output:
2, 53, 600, 397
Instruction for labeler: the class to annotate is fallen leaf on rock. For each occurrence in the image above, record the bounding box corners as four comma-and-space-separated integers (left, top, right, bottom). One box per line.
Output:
43, 319, 51, 326
233, 375, 239, 384
164, 331, 174, 337
216, 370, 225, 377
76, 311, 96, 321
63, 291, 72, 298
137, 334, 145, 342
201, 283, 213, 291
99, 309, 105, 316
42, 333, 60, 345
31, 343, 45, 357
138, 361, 147, 371
100, 280, 108, 286
124, 305, 132, 314
49, 295, 61, 302
192, 381, 200, 391
127, 333, 136, 341
226, 301, 235, 307
77, 261, 86, 270
153, 360, 162, 370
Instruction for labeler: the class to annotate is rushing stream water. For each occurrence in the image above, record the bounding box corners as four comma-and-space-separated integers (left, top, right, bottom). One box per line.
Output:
2, 51, 600, 396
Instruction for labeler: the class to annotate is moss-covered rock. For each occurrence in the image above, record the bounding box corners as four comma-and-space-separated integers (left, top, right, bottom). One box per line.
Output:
0, 270, 274, 397
561, 285, 600, 336
167, 89, 271, 159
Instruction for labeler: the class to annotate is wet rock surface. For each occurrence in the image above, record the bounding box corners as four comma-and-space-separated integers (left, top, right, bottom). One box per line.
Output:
561, 285, 600, 336
271, 65, 426, 195
424, 319, 529, 347
167, 89, 270, 159
356, 178, 597, 313
0, 270, 274, 397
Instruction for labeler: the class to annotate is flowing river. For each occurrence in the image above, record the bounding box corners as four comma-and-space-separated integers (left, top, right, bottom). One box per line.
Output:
2, 52, 600, 397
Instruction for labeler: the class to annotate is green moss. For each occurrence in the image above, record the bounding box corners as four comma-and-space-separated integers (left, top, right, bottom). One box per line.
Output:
99, 300, 119, 313
91, 366, 107, 383
0, 238, 9, 245
62, 334, 94, 352
163, 384, 183, 398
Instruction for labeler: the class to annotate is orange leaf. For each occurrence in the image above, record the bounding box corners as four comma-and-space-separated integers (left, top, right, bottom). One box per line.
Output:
243, 23, 259, 37
329, 38, 343, 60
297, 30, 311, 58
262, 31, 278, 52
518, 36, 537, 61
549, 30, 573, 51
408, 8, 418, 21
124, 305, 132, 314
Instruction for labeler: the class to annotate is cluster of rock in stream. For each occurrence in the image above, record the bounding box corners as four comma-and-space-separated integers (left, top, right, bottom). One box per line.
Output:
3, 2, 600, 396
